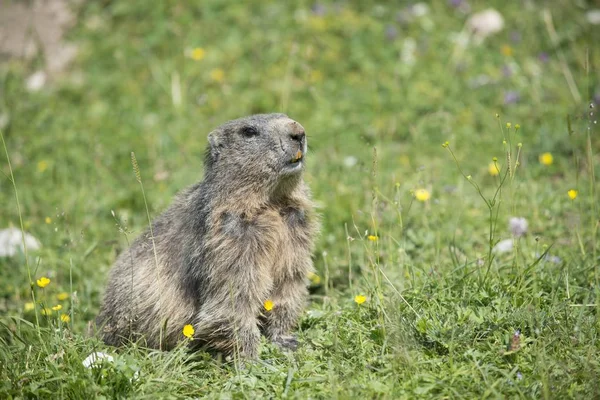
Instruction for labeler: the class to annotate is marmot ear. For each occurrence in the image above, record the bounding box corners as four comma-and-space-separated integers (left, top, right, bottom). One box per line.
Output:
207, 131, 222, 162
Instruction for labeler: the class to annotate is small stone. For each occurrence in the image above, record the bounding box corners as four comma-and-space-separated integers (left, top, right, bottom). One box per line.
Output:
468, 9, 504, 43
25, 71, 46, 92
0, 228, 41, 257
586, 10, 600, 25
493, 238, 513, 253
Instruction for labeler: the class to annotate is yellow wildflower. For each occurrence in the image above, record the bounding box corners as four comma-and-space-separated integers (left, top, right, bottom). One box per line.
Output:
45, 217, 52, 224
354, 294, 367, 305
367, 235, 378, 241
182, 324, 195, 338
308, 16, 327, 32
57, 292, 69, 301
36, 277, 51, 288
41, 308, 52, 316
24, 302, 35, 311
568, 189, 578, 200
190, 47, 205, 61
264, 299, 274, 312
414, 189, 431, 202
501, 45, 513, 57
52, 304, 62, 311
399, 155, 410, 166
307, 272, 321, 285
308, 70, 323, 83
37, 160, 48, 173
488, 162, 501, 176
442, 141, 449, 148
60, 314, 71, 323
539, 152, 553, 166
210, 68, 225, 83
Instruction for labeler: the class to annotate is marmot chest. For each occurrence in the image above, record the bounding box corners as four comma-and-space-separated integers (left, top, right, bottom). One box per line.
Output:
219, 206, 311, 279
269, 206, 312, 279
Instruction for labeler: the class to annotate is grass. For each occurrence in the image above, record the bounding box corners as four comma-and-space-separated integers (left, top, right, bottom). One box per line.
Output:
1, 0, 599, 397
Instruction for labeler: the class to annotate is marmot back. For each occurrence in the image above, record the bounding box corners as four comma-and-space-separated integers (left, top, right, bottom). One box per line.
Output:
97, 114, 318, 357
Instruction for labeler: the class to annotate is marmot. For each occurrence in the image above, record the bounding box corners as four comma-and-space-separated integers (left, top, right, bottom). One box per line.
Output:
97, 114, 318, 357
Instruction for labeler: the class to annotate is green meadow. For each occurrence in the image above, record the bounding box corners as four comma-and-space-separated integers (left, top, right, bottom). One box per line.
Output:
1, 0, 599, 398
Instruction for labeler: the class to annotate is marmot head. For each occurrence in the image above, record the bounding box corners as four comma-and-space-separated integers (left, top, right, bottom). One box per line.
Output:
204, 114, 308, 189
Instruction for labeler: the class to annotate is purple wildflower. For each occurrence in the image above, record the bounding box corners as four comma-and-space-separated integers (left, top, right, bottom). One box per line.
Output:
449, 0, 471, 13
547, 255, 562, 264
510, 31, 521, 43
509, 217, 528, 238
311, 3, 326, 16
516, 372, 523, 381
385, 25, 398, 41
504, 91, 520, 105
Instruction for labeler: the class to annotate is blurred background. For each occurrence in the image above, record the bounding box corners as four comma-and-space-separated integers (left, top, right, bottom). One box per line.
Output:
1, 0, 599, 342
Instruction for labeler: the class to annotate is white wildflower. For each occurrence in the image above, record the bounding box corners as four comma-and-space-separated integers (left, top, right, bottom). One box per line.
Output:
411, 3, 429, 17
509, 217, 528, 238
82, 352, 114, 368
401, 37, 417, 66
343, 156, 357, 168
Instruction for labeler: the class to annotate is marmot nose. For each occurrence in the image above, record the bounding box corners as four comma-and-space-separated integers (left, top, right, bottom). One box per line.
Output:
289, 121, 305, 143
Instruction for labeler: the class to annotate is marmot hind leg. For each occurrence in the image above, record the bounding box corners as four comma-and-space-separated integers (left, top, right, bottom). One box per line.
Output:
262, 278, 307, 350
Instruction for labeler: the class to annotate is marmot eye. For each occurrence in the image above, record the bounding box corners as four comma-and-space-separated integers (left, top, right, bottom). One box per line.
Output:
240, 126, 259, 137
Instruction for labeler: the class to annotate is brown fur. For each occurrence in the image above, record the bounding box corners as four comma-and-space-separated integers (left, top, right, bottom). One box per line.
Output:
97, 114, 318, 357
